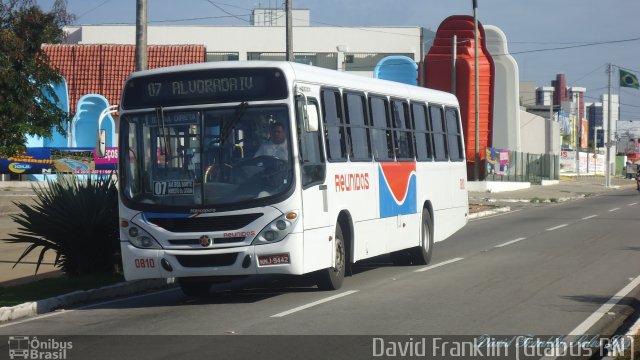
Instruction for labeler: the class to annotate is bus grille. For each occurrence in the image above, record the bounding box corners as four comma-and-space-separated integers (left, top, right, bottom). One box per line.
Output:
147, 213, 263, 232
168, 237, 245, 246
175, 253, 239, 267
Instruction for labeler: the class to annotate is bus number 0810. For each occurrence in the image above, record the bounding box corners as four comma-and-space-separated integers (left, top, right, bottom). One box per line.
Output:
134, 258, 155, 268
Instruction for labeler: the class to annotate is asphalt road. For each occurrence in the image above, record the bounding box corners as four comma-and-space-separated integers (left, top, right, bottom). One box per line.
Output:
1, 188, 639, 359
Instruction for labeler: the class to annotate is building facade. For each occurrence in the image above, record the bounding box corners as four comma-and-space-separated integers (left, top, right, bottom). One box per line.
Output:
63, 9, 427, 78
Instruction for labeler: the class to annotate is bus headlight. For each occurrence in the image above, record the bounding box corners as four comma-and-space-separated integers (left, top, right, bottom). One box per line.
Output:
125, 225, 162, 249
253, 211, 299, 245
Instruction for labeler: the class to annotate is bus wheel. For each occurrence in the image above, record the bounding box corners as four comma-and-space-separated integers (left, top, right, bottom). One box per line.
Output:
316, 224, 345, 290
409, 210, 433, 265
178, 279, 211, 297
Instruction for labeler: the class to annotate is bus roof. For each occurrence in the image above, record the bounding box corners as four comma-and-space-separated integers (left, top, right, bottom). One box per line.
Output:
126, 61, 459, 107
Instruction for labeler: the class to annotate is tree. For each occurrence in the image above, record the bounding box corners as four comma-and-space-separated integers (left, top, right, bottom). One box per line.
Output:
0, 0, 74, 156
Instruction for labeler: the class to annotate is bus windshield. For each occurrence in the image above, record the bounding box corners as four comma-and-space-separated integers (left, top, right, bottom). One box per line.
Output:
120, 104, 293, 209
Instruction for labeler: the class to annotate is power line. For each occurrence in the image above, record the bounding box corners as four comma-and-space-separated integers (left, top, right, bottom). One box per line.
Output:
75, 0, 113, 21
205, 0, 250, 23
505, 37, 640, 56
567, 64, 607, 87
149, 13, 252, 24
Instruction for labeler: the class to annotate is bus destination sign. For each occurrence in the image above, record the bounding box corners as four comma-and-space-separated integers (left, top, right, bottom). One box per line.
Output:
122, 68, 288, 109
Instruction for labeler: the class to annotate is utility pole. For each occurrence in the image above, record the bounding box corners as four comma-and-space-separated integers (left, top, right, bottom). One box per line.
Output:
285, 0, 293, 61
451, 35, 457, 94
473, 0, 480, 181
574, 92, 580, 176
548, 89, 554, 154
135, 0, 148, 71
605, 63, 612, 187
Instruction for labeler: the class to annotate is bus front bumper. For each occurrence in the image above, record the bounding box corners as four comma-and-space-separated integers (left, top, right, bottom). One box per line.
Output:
121, 233, 305, 281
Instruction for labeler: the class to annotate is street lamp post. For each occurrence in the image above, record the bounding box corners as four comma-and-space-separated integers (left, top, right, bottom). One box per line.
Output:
574, 92, 580, 176
594, 126, 602, 175
473, 0, 479, 181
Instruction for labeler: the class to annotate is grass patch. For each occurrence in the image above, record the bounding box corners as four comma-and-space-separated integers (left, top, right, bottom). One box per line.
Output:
0, 273, 124, 307
530, 197, 544, 203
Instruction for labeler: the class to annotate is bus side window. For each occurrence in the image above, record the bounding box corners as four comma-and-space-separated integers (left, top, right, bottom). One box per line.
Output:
369, 96, 394, 161
392, 99, 414, 160
429, 105, 448, 161
445, 107, 464, 162
297, 98, 326, 187
411, 102, 433, 161
344, 92, 371, 161
321, 88, 347, 162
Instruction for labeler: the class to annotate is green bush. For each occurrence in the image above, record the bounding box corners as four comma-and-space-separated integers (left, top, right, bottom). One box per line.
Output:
3, 175, 120, 276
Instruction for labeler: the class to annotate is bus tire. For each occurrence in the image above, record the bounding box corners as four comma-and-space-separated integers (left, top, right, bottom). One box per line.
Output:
178, 279, 211, 297
409, 210, 433, 265
316, 224, 346, 290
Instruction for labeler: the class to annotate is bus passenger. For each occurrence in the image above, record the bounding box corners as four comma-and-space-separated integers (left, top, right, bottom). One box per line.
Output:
254, 121, 289, 161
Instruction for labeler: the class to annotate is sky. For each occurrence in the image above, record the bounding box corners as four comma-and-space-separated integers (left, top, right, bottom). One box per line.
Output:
34, 0, 640, 124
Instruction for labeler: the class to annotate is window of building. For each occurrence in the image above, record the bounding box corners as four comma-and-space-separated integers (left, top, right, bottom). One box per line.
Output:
206, 52, 239, 62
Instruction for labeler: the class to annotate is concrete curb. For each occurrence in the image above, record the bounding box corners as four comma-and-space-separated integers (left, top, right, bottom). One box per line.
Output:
468, 206, 511, 219
0, 278, 175, 322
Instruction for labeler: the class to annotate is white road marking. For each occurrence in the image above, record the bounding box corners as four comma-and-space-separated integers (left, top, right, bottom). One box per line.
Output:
546, 224, 568, 231
608, 208, 620, 212
628, 202, 638, 206
495, 237, 526, 248
414, 257, 464, 273
0, 310, 68, 329
270, 290, 359, 318
581, 215, 597, 220
569, 274, 640, 335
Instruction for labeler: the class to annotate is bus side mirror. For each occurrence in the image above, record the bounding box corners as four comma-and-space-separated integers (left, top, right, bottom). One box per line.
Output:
97, 129, 107, 158
305, 103, 319, 132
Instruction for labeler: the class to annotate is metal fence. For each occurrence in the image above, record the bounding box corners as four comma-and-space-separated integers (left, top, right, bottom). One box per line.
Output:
485, 150, 559, 184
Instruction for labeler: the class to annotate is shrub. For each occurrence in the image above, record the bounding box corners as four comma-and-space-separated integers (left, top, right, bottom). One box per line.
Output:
3, 175, 120, 276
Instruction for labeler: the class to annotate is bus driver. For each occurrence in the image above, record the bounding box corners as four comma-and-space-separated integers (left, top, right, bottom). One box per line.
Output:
254, 121, 289, 161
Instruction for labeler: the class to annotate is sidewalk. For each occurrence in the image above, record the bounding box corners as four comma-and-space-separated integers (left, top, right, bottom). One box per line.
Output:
468, 175, 638, 215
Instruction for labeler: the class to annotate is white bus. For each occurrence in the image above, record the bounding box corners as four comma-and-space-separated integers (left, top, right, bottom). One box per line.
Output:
100, 61, 468, 296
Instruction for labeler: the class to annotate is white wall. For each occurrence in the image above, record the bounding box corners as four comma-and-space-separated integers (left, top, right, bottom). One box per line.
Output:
484, 25, 521, 152
520, 110, 560, 154
64, 25, 422, 77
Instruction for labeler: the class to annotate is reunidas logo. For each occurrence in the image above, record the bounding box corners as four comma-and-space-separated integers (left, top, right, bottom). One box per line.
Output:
8, 336, 73, 359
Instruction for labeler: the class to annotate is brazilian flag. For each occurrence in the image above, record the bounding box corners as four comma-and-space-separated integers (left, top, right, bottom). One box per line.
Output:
620, 69, 639, 89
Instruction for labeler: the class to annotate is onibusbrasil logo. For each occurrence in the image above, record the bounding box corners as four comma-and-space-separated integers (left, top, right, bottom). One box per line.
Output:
7, 336, 73, 360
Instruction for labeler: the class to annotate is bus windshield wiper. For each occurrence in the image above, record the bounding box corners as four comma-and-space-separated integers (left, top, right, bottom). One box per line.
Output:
157, 107, 171, 163
220, 101, 248, 145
